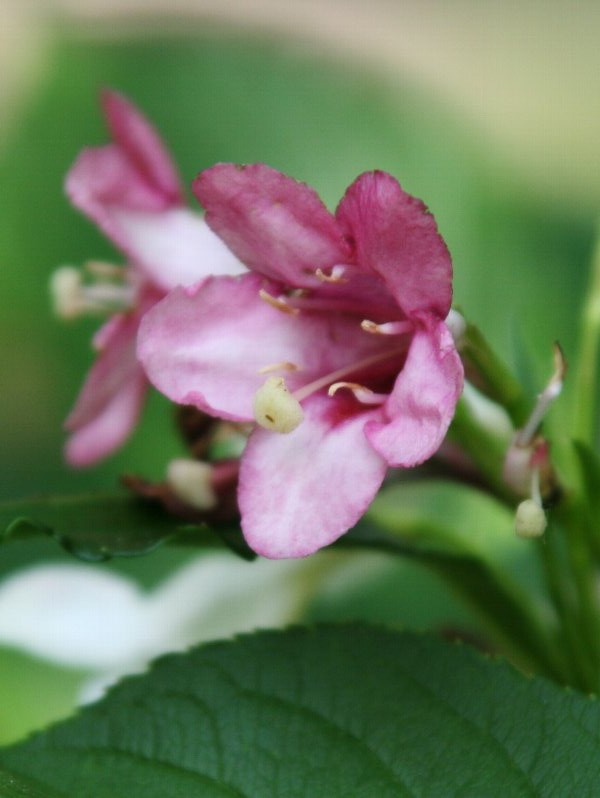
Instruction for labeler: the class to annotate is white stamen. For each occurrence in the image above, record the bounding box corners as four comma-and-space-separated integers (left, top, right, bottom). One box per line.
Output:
50, 264, 135, 319
361, 319, 413, 336
515, 343, 566, 446
84, 260, 127, 279
257, 361, 300, 375
315, 265, 347, 283
253, 377, 304, 433
530, 465, 543, 507
166, 459, 217, 510
327, 382, 386, 405
258, 289, 299, 315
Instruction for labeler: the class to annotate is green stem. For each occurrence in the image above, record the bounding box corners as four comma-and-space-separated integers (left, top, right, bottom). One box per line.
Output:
540, 522, 597, 690
573, 224, 600, 445
447, 396, 516, 505
344, 520, 567, 683
461, 323, 530, 427
425, 557, 567, 681
553, 499, 600, 691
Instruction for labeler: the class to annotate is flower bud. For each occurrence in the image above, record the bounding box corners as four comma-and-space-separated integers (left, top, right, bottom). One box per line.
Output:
166, 459, 217, 510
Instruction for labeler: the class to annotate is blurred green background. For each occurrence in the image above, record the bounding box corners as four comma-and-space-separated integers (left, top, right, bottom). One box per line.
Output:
0, 4, 597, 744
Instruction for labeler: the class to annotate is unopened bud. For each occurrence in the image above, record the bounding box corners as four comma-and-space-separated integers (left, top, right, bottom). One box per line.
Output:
515, 499, 547, 539
166, 459, 217, 510
253, 377, 304, 433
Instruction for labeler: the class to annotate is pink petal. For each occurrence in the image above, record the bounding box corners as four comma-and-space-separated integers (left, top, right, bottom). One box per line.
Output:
193, 163, 351, 286
239, 395, 388, 558
65, 310, 147, 465
336, 171, 453, 319
65, 92, 184, 262
65, 366, 147, 467
138, 272, 384, 420
109, 208, 245, 291
365, 320, 463, 467
102, 89, 183, 206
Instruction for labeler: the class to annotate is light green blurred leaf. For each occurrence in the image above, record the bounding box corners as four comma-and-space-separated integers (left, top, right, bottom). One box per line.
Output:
573, 440, 600, 521
344, 481, 559, 676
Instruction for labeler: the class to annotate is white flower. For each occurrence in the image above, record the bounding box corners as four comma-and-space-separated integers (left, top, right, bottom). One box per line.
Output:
0, 553, 321, 703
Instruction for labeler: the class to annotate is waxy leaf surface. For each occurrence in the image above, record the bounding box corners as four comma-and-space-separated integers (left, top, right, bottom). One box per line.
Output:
1, 626, 599, 797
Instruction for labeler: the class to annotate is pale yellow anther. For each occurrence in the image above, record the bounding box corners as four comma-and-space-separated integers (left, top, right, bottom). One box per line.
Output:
327, 381, 373, 398
253, 377, 304, 433
258, 289, 299, 315
360, 319, 413, 336
361, 320, 381, 334
257, 361, 300, 375
166, 459, 217, 510
515, 499, 547, 539
315, 266, 347, 284
327, 381, 386, 405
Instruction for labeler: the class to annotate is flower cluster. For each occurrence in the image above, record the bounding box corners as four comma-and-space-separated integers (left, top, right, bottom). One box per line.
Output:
60, 91, 464, 558
53, 90, 242, 465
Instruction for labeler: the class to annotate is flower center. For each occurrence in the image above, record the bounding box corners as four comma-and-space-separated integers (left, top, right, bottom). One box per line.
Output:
50, 261, 136, 320
292, 346, 406, 403
253, 344, 406, 434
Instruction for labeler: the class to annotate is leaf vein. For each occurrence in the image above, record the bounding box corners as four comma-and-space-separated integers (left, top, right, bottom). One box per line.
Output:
34, 744, 250, 798
193, 659, 416, 797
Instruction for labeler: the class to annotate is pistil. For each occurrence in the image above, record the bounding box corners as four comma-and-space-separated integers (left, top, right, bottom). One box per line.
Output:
253, 345, 403, 433
292, 345, 405, 403
253, 377, 304, 433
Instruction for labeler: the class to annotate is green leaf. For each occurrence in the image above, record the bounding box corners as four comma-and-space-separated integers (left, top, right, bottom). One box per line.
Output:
1, 625, 599, 797
573, 440, 600, 521
359, 479, 516, 561
0, 483, 556, 675
0, 767, 65, 798
0, 492, 249, 561
346, 482, 561, 679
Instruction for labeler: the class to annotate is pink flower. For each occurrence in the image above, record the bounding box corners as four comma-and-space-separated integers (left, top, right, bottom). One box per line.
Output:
55, 91, 242, 466
138, 164, 463, 558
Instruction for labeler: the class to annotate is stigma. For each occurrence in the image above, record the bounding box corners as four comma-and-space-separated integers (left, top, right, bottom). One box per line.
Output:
253, 377, 304, 433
